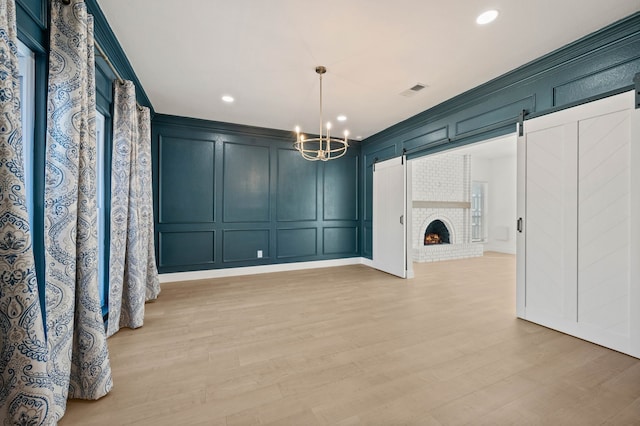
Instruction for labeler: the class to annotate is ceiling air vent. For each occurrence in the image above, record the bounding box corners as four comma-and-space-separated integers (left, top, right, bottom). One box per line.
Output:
400, 83, 427, 98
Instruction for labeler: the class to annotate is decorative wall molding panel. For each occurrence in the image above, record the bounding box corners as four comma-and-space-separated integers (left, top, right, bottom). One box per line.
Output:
152, 115, 362, 273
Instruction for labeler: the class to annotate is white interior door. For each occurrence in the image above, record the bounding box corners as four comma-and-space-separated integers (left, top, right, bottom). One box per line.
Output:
373, 157, 406, 278
577, 99, 636, 352
517, 90, 639, 358
524, 120, 578, 331
516, 124, 526, 318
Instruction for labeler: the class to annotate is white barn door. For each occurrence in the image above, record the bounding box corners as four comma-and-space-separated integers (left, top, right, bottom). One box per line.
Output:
373, 157, 407, 278
577, 97, 638, 353
523, 120, 578, 330
517, 90, 640, 358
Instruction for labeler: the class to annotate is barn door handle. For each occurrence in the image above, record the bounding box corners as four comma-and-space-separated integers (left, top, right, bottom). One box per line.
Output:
400, 215, 404, 225
517, 217, 523, 233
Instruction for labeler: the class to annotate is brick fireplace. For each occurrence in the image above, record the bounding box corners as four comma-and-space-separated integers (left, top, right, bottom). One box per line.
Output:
411, 153, 483, 262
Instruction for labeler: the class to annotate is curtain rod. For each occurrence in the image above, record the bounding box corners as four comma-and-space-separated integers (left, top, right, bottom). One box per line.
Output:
94, 41, 144, 110
60, 0, 145, 110
94, 41, 124, 85
93, 40, 142, 110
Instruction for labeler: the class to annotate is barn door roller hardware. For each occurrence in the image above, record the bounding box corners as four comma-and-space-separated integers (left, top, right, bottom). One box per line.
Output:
518, 109, 529, 137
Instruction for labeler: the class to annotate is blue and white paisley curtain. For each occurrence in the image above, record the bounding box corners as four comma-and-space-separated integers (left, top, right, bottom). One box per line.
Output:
107, 82, 159, 338
0, 0, 53, 423
138, 107, 160, 302
44, 0, 112, 420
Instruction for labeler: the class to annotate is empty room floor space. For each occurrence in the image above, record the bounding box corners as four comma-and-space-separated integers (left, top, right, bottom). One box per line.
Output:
62, 254, 640, 425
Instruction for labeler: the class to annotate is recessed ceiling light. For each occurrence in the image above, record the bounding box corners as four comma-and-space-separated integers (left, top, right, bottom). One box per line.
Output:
222, 95, 234, 103
476, 10, 499, 25
337, 115, 347, 122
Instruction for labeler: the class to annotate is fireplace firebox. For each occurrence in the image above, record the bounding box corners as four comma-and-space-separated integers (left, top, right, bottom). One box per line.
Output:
424, 220, 450, 245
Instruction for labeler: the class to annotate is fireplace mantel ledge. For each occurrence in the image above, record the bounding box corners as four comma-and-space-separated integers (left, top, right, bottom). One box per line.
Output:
413, 201, 471, 209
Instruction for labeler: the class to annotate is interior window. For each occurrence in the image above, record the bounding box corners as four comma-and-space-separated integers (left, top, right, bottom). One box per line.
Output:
471, 181, 487, 242
17, 40, 35, 228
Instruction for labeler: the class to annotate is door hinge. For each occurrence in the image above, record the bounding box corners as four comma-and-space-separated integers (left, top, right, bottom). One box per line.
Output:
400, 215, 404, 225
517, 217, 523, 233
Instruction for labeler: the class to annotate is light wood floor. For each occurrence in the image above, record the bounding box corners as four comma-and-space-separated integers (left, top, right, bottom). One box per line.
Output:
62, 253, 640, 425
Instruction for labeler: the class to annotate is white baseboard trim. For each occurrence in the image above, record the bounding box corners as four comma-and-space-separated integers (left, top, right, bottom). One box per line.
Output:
360, 258, 374, 267
159, 257, 373, 283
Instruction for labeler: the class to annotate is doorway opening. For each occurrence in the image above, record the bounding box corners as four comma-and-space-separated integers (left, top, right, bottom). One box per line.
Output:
409, 133, 517, 267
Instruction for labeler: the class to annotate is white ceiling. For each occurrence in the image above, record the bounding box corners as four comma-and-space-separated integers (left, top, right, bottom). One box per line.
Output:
96, 1, 639, 140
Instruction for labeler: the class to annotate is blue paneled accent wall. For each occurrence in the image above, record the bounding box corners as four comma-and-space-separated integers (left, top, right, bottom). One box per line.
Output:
360, 12, 640, 258
152, 115, 362, 273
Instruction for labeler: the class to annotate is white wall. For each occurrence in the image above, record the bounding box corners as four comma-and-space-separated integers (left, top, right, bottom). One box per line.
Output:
471, 156, 491, 182
471, 155, 517, 254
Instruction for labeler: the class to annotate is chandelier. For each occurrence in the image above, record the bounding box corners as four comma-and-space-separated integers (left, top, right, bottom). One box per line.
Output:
294, 66, 349, 161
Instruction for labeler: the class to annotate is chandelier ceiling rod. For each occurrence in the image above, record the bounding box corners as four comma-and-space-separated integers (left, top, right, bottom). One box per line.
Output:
318, 66, 324, 152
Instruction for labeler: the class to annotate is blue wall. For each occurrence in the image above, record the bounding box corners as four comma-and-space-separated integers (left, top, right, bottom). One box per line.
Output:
152, 115, 362, 273
360, 12, 640, 259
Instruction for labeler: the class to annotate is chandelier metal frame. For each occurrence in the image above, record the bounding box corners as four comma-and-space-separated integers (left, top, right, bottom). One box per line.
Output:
294, 66, 349, 161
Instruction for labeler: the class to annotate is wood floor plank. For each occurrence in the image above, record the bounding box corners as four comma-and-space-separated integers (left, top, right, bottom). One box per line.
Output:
60, 253, 640, 425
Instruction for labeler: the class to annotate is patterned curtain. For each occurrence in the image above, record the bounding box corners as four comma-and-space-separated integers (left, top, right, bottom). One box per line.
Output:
138, 107, 161, 302
0, 1, 53, 423
44, 0, 112, 421
107, 82, 159, 338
